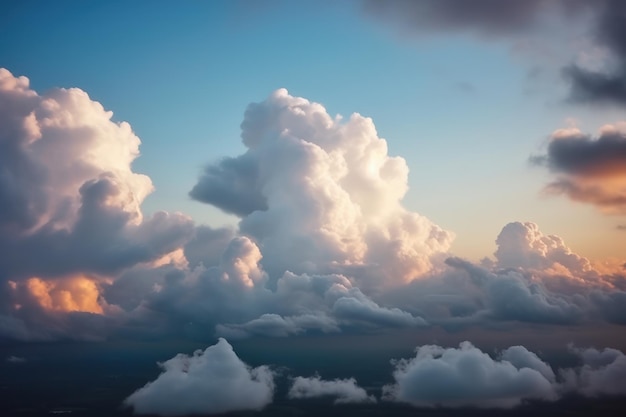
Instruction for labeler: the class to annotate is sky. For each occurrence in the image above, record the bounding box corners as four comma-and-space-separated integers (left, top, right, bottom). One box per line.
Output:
1, 0, 626, 415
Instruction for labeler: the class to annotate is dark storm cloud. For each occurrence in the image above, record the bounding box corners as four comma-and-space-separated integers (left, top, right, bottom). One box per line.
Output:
564, 0, 626, 106
531, 130, 626, 177
361, 0, 556, 35
362, 0, 626, 106
531, 127, 626, 214
189, 154, 268, 217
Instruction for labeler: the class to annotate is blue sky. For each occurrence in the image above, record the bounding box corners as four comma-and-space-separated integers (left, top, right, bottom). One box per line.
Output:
4, 0, 623, 260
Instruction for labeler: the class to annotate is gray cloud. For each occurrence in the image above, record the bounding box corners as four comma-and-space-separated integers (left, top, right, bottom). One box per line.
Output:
382, 341, 558, 408
189, 154, 268, 217
561, 346, 626, 396
288, 375, 375, 404
564, 1, 626, 106
531, 126, 626, 214
361, 0, 563, 36
531, 129, 626, 177
124, 338, 275, 416
362, 1, 626, 106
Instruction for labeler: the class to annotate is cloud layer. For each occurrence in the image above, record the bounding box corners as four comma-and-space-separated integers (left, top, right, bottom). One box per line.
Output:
0, 69, 625, 349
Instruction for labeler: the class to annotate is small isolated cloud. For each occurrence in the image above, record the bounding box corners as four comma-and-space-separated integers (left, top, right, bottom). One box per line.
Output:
6, 355, 26, 363
216, 313, 339, 340
531, 124, 626, 214
616, 225, 626, 231
288, 375, 376, 404
561, 346, 626, 397
124, 338, 274, 416
383, 341, 557, 408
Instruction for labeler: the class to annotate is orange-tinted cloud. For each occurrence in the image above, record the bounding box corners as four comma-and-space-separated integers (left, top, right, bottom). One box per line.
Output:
25, 276, 103, 314
532, 124, 626, 214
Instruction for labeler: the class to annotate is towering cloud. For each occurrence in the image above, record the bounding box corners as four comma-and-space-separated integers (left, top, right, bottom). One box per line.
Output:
0, 68, 193, 340
531, 124, 626, 214
190, 88, 453, 287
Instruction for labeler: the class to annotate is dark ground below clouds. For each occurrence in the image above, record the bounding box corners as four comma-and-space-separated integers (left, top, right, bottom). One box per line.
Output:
2, 330, 626, 417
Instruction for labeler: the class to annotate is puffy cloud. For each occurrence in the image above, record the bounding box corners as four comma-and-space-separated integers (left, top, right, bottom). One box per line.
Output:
5, 355, 26, 363
531, 124, 626, 214
383, 341, 558, 408
288, 375, 375, 404
561, 346, 626, 396
0, 68, 193, 340
124, 338, 274, 416
494, 221, 591, 272
446, 257, 584, 324
190, 88, 453, 286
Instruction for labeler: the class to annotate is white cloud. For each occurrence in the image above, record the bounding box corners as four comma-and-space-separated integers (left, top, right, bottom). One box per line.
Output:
0, 68, 193, 341
124, 338, 274, 416
190, 88, 453, 287
288, 375, 376, 404
5, 355, 26, 363
383, 341, 557, 408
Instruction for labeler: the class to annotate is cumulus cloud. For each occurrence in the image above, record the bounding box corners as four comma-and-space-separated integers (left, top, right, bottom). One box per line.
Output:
531, 124, 626, 214
561, 346, 626, 396
190, 88, 453, 287
288, 375, 375, 404
2, 68, 625, 343
0, 68, 193, 340
383, 341, 558, 408
124, 338, 274, 416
